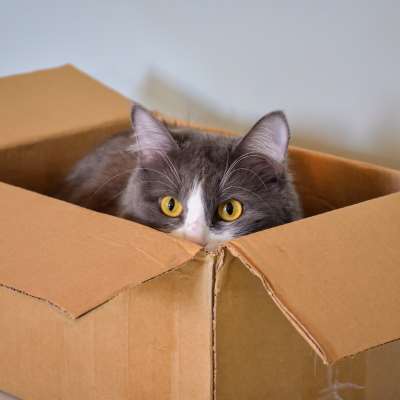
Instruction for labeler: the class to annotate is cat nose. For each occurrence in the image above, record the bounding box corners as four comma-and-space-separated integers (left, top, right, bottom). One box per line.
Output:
184, 222, 208, 246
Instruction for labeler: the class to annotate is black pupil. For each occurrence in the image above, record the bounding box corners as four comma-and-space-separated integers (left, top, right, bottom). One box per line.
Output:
168, 198, 175, 211
225, 202, 234, 215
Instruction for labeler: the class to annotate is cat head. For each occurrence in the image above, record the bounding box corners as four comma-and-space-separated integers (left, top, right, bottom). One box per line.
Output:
120, 105, 302, 250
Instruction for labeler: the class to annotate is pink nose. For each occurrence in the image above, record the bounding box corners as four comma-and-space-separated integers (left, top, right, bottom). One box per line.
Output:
184, 223, 207, 245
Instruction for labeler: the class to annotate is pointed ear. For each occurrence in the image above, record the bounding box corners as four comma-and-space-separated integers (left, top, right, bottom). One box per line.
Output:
130, 104, 178, 160
236, 111, 290, 163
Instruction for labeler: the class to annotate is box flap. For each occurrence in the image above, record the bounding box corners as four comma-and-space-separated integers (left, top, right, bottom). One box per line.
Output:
0, 182, 200, 318
227, 192, 400, 364
289, 146, 400, 217
0, 64, 131, 149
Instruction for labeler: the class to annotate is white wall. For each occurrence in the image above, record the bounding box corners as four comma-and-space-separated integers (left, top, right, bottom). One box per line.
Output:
0, 4, 399, 399
1, 0, 399, 168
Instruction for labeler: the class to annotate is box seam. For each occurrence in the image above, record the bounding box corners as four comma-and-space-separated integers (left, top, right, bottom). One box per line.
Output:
210, 248, 225, 400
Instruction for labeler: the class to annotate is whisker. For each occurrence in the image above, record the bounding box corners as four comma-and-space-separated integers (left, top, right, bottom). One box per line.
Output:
135, 167, 178, 189
220, 153, 256, 187
220, 149, 230, 189
136, 179, 176, 190
101, 187, 128, 207
222, 167, 269, 191
160, 153, 182, 185
221, 185, 264, 201
86, 169, 133, 200
219, 152, 265, 189
127, 143, 182, 187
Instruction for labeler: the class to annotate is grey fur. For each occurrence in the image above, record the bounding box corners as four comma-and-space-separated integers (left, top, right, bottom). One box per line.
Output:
56, 105, 302, 245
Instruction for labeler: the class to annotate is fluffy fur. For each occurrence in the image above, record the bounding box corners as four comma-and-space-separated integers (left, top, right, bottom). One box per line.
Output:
57, 105, 302, 249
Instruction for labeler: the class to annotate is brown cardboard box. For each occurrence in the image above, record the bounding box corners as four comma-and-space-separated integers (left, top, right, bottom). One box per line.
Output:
0, 65, 400, 400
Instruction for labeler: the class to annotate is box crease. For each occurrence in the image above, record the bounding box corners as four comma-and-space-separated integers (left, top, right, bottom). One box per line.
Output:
0, 251, 202, 320
211, 248, 225, 400
226, 242, 331, 364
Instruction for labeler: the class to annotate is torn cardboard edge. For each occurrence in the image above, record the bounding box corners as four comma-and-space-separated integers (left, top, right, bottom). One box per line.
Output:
0, 245, 202, 321
0, 253, 203, 320
225, 243, 329, 364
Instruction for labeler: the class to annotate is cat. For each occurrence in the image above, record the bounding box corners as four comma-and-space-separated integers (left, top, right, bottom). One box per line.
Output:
56, 104, 302, 250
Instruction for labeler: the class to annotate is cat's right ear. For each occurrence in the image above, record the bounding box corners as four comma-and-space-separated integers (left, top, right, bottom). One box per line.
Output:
130, 104, 178, 161
235, 111, 290, 163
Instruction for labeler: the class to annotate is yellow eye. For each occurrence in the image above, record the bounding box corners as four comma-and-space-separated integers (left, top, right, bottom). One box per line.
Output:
218, 199, 243, 222
160, 196, 183, 217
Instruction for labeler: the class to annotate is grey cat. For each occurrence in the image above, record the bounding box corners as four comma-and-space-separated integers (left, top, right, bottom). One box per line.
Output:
57, 105, 302, 250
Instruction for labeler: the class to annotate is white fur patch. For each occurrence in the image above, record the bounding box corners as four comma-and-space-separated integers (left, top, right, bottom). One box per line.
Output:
205, 230, 235, 251
172, 181, 236, 249
172, 182, 209, 246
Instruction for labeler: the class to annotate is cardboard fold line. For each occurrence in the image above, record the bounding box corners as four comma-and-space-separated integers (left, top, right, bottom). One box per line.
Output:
0, 182, 201, 319
0, 282, 73, 318
225, 243, 330, 364
226, 191, 400, 365
0, 247, 202, 320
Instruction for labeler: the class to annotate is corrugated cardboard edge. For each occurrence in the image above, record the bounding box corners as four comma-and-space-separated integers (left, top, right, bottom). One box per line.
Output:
225, 243, 330, 365
75, 251, 202, 319
0, 247, 202, 321
0, 283, 74, 318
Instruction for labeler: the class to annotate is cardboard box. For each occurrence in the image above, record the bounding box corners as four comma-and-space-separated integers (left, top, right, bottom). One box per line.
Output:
0, 65, 400, 400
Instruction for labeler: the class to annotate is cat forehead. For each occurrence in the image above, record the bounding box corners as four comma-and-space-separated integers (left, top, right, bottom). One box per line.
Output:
137, 137, 230, 184
170, 129, 236, 169
170, 128, 236, 149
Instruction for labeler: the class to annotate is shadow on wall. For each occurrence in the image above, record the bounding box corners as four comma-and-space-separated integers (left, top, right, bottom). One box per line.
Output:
367, 111, 400, 169
293, 119, 400, 170
136, 70, 400, 170
137, 69, 250, 134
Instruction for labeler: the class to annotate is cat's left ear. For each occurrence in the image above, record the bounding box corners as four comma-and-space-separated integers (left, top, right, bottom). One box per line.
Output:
130, 104, 178, 161
236, 111, 290, 163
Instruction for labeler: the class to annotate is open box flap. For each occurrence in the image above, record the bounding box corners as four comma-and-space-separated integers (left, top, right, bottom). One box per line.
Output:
227, 191, 400, 364
0, 182, 201, 318
289, 146, 400, 216
0, 64, 131, 149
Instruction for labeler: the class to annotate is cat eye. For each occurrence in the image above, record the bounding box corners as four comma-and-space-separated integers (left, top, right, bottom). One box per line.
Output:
218, 199, 243, 222
160, 196, 183, 217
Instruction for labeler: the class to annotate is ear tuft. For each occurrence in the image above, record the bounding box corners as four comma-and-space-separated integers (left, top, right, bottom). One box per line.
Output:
237, 111, 290, 163
130, 104, 178, 160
